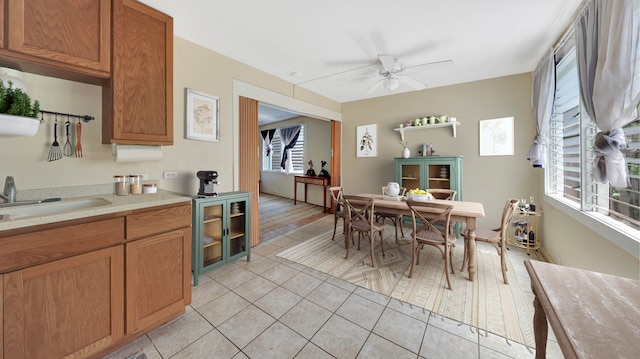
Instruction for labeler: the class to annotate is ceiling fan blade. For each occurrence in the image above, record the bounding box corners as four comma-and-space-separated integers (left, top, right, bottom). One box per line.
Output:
365, 78, 385, 95
378, 54, 396, 72
401, 76, 427, 91
405, 60, 455, 74
336, 69, 379, 82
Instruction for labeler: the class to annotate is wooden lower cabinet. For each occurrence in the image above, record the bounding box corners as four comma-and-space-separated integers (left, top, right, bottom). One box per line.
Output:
125, 228, 191, 334
3, 246, 124, 359
0, 202, 191, 359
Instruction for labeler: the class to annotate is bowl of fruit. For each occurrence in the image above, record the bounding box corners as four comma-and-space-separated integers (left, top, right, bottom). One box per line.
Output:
406, 189, 434, 202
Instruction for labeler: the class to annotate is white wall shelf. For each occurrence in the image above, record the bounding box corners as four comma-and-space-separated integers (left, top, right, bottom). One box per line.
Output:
393, 121, 461, 141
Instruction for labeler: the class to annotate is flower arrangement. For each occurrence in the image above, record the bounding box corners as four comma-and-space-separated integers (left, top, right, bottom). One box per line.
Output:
399, 141, 409, 149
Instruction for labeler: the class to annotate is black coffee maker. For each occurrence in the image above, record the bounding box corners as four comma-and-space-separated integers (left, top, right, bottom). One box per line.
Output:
197, 171, 219, 197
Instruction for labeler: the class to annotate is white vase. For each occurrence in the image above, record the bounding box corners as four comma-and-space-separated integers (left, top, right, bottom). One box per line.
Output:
402, 147, 410, 158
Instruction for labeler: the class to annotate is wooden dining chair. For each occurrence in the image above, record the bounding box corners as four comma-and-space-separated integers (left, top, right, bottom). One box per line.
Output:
406, 200, 456, 290
329, 186, 347, 241
428, 189, 457, 201
342, 195, 386, 267
461, 198, 518, 285
375, 186, 407, 243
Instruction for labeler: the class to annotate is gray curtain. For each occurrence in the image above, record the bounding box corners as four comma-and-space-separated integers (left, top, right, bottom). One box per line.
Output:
279, 125, 301, 174
527, 51, 556, 168
261, 129, 276, 156
575, 0, 640, 188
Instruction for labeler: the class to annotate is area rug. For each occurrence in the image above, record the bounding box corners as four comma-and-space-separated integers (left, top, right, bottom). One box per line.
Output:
276, 230, 534, 347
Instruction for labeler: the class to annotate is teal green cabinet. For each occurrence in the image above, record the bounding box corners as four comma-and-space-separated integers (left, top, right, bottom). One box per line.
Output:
395, 156, 463, 198
192, 192, 251, 285
396, 156, 463, 236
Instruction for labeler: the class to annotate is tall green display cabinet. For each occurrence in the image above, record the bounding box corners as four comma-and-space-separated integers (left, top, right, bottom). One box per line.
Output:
395, 156, 464, 236
395, 156, 463, 197
192, 192, 251, 285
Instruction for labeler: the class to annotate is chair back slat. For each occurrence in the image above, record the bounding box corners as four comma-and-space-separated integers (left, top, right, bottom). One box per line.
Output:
382, 186, 407, 196
343, 195, 374, 224
428, 189, 457, 201
500, 199, 519, 239
329, 186, 344, 212
405, 200, 453, 238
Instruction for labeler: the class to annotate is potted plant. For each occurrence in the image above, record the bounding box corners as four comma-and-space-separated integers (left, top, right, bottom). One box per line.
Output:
0, 78, 41, 136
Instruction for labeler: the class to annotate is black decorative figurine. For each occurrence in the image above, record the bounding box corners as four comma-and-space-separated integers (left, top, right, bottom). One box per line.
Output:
306, 160, 316, 176
319, 160, 330, 177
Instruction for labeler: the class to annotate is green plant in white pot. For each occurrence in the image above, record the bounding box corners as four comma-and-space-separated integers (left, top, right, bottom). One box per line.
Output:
0, 79, 41, 136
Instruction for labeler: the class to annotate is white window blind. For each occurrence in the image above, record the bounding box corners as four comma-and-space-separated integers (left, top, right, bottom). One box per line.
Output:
547, 34, 640, 231
262, 125, 305, 173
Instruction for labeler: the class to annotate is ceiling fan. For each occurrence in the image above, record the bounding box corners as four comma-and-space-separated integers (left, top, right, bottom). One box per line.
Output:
344, 54, 455, 95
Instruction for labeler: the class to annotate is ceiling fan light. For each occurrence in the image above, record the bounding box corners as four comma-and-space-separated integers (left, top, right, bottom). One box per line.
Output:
383, 77, 399, 91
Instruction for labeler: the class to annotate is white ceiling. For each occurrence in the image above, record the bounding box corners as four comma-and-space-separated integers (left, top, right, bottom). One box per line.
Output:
139, 0, 583, 104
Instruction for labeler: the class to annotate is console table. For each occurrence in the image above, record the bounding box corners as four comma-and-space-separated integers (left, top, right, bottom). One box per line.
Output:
293, 175, 330, 212
525, 260, 640, 359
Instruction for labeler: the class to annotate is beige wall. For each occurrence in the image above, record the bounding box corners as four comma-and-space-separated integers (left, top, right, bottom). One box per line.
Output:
341, 74, 539, 229
259, 116, 332, 206
1, 37, 339, 197
340, 74, 639, 279
2, 34, 637, 278
542, 205, 639, 279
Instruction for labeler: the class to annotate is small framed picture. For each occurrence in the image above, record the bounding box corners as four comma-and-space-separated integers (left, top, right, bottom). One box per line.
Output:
356, 124, 377, 157
186, 88, 219, 142
479, 116, 514, 156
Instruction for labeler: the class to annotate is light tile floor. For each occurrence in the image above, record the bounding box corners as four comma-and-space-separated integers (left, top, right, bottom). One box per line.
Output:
105, 204, 563, 359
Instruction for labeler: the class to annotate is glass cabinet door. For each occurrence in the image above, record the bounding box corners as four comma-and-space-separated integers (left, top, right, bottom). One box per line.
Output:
427, 163, 452, 189
202, 203, 224, 267
229, 200, 247, 257
399, 163, 421, 191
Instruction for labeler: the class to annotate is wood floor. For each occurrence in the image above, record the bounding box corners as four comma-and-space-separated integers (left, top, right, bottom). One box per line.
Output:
258, 192, 330, 243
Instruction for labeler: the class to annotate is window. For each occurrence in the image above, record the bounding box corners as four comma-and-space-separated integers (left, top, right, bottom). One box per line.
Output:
262, 125, 305, 173
547, 34, 640, 233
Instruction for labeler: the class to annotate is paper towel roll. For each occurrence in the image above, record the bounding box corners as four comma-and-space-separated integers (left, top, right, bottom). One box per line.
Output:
113, 144, 163, 163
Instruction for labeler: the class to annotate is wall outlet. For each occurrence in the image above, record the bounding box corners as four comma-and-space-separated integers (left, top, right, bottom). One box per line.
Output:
163, 171, 178, 179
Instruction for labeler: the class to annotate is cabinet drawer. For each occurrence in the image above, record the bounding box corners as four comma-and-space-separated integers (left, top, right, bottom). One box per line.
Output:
126, 204, 191, 240
0, 217, 124, 273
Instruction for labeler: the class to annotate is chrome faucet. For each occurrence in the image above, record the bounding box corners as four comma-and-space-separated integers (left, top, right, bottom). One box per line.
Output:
0, 176, 16, 204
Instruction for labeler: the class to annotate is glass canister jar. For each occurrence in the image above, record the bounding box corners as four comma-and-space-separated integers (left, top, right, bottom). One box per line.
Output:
129, 175, 143, 195
143, 183, 158, 194
114, 175, 128, 196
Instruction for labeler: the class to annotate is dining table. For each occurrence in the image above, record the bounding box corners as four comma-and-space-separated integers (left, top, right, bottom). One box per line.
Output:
358, 194, 486, 281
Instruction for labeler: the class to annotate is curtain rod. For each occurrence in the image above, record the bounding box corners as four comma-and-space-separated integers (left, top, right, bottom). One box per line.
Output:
39, 110, 95, 123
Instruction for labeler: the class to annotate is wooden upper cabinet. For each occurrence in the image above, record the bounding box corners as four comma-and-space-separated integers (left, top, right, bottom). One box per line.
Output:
0, 0, 4, 49
5, 0, 110, 75
103, 0, 173, 145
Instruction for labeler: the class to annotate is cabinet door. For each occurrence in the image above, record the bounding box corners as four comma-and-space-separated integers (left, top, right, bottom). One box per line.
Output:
426, 162, 453, 190
396, 159, 423, 191
3, 246, 124, 359
228, 199, 249, 258
126, 228, 190, 334
106, 0, 173, 145
6, 0, 110, 73
201, 202, 225, 268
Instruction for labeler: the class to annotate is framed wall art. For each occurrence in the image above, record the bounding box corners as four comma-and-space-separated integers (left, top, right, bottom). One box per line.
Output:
479, 116, 514, 156
356, 124, 377, 157
186, 88, 219, 142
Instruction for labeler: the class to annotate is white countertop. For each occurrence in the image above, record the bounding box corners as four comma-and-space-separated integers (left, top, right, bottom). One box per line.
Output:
0, 184, 192, 232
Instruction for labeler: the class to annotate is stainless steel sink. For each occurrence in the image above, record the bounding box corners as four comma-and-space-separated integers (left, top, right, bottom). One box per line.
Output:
0, 198, 111, 220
